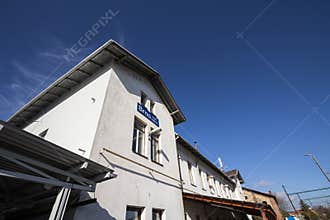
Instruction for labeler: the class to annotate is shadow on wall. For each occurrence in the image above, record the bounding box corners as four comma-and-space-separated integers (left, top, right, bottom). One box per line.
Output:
100, 152, 181, 190
68, 192, 117, 220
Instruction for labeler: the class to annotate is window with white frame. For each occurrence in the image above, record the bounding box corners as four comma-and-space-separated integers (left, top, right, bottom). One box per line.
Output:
224, 185, 230, 198
152, 208, 164, 220
215, 180, 221, 197
126, 206, 143, 220
187, 162, 196, 186
150, 100, 155, 113
132, 118, 146, 156
199, 169, 207, 190
208, 175, 215, 194
151, 134, 161, 163
141, 92, 147, 107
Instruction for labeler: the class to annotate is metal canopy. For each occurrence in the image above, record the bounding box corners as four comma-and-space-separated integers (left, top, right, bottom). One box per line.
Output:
8, 40, 186, 128
0, 120, 115, 218
0, 120, 114, 190
183, 192, 277, 220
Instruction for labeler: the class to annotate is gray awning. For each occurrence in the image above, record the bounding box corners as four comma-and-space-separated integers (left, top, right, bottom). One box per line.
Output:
0, 120, 115, 192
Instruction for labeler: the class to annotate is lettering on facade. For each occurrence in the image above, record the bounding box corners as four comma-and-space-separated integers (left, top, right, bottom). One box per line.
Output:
137, 103, 159, 127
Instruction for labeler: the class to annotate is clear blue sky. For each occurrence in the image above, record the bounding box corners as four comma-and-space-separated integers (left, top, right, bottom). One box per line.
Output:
1, 0, 330, 206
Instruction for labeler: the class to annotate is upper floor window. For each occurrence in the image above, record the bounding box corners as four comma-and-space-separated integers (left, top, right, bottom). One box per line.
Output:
150, 100, 155, 113
126, 206, 143, 220
200, 169, 207, 190
188, 162, 196, 186
215, 180, 221, 197
207, 174, 215, 194
152, 208, 164, 220
151, 134, 161, 163
132, 118, 146, 156
141, 92, 147, 106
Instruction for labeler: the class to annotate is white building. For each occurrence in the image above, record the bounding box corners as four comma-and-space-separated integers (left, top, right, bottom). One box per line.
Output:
7, 40, 276, 220
8, 40, 186, 220
176, 136, 248, 220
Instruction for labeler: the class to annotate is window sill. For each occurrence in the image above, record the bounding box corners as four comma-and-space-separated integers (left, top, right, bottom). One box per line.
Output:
133, 151, 148, 160
151, 160, 163, 167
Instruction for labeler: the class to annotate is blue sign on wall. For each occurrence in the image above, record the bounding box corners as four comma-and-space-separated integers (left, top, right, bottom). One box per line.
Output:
137, 103, 159, 127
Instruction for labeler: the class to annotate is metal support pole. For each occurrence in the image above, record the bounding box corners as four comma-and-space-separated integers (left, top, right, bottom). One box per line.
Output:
282, 185, 298, 215
305, 154, 330, 183
49, 187, 71, 220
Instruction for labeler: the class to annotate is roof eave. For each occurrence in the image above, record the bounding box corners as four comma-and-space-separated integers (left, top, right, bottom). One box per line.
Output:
7, 40, 186, 127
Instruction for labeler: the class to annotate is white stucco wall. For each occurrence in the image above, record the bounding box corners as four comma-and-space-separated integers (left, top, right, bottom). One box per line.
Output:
24, 71, 111, 158
74, 63, 185, 220
177, 143, 236, 200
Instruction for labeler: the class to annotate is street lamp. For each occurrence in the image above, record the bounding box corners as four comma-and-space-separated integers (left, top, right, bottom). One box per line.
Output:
304, 153, 330, 183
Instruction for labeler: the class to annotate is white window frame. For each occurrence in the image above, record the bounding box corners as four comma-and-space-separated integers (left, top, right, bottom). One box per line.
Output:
150, 100, 155, 114
200, 169, 207, 190
215, 180, 221, 197
132, 118, 147, 157
187, 162, 196, 186
208, 175, 215, 194
141, 91, 148, 107
125, 206, 144, 220
152, 208, 164, 220
150, 133, 161, 164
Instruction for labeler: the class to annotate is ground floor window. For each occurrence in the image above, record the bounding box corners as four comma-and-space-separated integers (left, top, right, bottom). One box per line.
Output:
152, 208, 164, 220
126, 206, 143, 220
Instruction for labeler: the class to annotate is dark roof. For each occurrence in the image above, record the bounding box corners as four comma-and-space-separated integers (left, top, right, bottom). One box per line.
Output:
176, 135, 235, 185
225, 169, 244, 184
183, 192, 277, 220
7, 40, 186, 127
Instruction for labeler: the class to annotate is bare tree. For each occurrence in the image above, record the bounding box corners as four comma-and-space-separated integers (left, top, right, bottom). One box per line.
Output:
275, 193, 290, 217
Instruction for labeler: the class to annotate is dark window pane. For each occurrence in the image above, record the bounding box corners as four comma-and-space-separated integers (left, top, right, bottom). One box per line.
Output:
126, 207, 141, 220
152, 209, 163, 220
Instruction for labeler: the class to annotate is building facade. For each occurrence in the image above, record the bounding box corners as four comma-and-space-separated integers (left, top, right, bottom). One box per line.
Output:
8, 40, 186, 220
243, 188, 283, 220
8, 40, 277, 220
176, 136, 249, 220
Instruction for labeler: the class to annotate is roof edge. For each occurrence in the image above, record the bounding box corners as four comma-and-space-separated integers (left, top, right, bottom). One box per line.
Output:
176, 134, 235, 185
7, 39, 186, 126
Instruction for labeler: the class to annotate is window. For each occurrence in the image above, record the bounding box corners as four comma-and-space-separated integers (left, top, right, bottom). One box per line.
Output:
126, 206, 143, 220
152, 209, 164, 220
208, 175, 215, 194
187, 162, 195, 186
150, 100, 155, 113
151, 134, 160, 163
38, 129, 48, 138
215, 180, 221, 196
132, 119, 146, 156
200, 169, 207, 190
141, 92, 147, 106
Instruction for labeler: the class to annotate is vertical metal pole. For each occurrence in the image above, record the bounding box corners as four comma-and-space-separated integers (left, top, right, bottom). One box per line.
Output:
308, 154, 330, 183
282, 185, 298, 215
49, 187, 71, 220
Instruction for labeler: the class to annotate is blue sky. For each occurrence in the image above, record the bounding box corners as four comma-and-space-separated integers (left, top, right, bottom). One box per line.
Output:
1, 0, 330, 207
